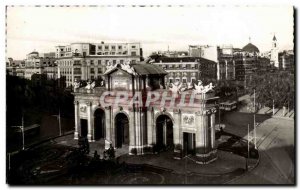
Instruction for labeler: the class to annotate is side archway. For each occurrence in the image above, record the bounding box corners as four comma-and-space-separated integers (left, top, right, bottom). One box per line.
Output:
94, 108, 105, 140
155, 114, 174, 151
114, 112, 129, 148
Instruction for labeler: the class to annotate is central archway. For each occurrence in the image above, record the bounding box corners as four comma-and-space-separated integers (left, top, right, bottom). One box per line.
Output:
156, 115, 174, 151
94, 108, 105, 140
115, 113, 129, 148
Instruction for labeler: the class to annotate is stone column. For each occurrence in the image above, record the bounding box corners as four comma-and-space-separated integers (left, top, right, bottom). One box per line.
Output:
86, 101, 93, 142
129, 108, 136, 153
147, 107, 153, 146
211, 112, 216, 149
135, 107, 142, 154
105, 106, 111, 149
74, 100, 79, 140
203, 113, 209, 153
195, 112, 205, 154
152, 112, 157, 144
111, 109, 116, 148
173, 109, 181, 147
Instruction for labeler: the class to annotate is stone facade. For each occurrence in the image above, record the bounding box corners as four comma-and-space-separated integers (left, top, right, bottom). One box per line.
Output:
73, 63, 219, 164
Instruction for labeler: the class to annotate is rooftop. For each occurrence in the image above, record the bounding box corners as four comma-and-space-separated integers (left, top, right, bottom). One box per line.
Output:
149, 56, 217, 64
242, 43, 260, 53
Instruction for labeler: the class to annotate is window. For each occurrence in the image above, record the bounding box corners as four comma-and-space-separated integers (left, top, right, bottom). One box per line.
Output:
169, 78, 173, 83
131, 60, 136, 64
98, 46, 102, 50
118, 46, 122, 50
60, 49, 63, 51
132, 45, 136, 48
74, 60, 80, 66
98, 68, 102, 73
74, 68, 81, 74
113, 60, 116, 64
131, 51, 137, 56
105, 46, 109, 50
120, 60, 124, 64
111, 46, 116, 50
90, 60, 94, 65
90, 68, 94, 74
98, 60, 101, 65
182, 78, 187, 83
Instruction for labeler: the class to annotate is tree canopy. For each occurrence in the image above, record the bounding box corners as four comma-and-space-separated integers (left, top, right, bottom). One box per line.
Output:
247, 71, 294, 109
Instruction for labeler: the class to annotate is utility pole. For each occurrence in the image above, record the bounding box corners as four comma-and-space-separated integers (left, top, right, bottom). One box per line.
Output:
246, 124, 250, 171
254, 89, 257, 149
58, 108, 62, 136
219, 99, 221, 129
21, 115, 24, 150
12, 115, 25, 151
272, 99, 275, 115
53, 109, 62, 136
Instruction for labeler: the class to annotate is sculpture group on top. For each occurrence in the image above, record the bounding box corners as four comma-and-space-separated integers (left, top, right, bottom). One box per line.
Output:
169, 80, 215, 95
73, 78, 105, 91
104, 60, 136, 75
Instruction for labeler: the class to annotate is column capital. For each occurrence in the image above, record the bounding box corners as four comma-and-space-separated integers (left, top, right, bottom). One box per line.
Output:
195, 111, 202, 116
205, 110, 211, 115
173, 108, 181, 114
85, 101, 92, 106
146, 107, 153, 112
211, 108, 217, 113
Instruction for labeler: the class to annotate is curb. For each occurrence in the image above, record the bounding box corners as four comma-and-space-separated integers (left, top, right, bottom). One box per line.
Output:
223, 149, 260, 184
8, 131, 74, 156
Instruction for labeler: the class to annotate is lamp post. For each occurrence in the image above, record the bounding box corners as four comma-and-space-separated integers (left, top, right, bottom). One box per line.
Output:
246, 124, 250, 171
12, 116, 24, 150
52, 108, 62, 136
253, 89, 257, 149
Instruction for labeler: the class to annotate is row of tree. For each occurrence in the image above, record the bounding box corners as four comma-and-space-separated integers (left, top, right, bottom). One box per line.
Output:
6, 74, 74, 127
247, 71, 294, 110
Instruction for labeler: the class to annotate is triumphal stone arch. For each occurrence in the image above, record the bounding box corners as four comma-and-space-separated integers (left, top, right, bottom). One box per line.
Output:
73, 62, 219, 164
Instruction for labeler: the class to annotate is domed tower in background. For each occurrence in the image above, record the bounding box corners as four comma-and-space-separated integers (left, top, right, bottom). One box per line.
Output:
270, 34, 279, 67
242, 38, 260, 55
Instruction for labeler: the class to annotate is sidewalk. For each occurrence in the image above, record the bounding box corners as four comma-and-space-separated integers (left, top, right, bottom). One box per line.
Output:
55, 134, 128, 158
118, 150, 251, 176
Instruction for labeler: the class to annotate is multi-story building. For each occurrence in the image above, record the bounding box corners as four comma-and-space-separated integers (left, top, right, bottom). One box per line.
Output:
217, 45, 237, 81
151, 50, 189, 58
189, 45, 235, 81
55, 42, 143, 87
24, 51, 57, 80
6, 58, 26, 78
149, 56, 217, 85
279, 50, 294, 72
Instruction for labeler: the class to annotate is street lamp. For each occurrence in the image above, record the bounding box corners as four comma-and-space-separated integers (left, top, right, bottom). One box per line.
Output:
12, 116, 24, 150
52, 108, 62, 136
253, 89, 257, 149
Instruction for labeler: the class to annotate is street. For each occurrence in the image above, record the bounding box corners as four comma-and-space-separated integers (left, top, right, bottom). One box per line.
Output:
223, 111, 294, 184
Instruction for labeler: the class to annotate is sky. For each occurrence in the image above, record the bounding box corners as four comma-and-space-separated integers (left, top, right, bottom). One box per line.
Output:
6, 5, 294, 60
